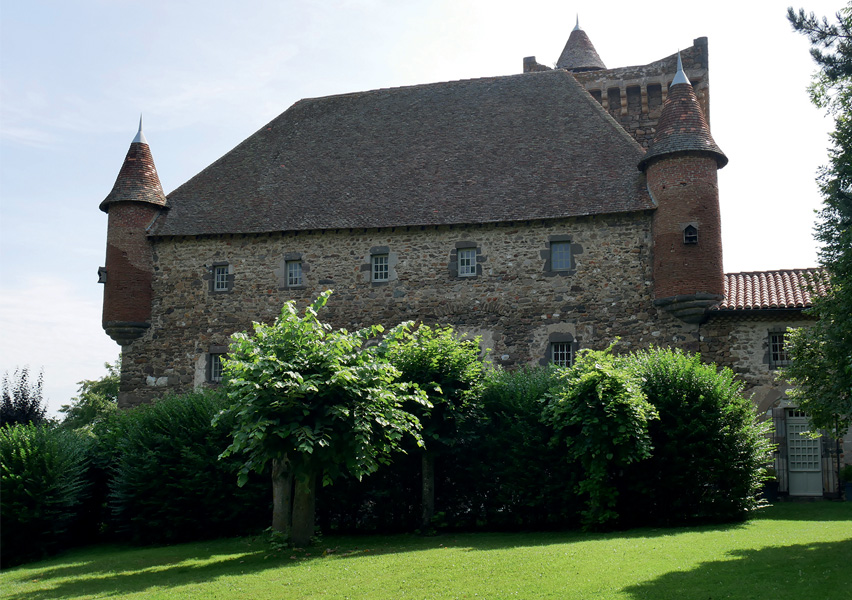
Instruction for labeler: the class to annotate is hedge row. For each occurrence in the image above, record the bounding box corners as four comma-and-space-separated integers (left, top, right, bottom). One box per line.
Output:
1, 347, 772, 566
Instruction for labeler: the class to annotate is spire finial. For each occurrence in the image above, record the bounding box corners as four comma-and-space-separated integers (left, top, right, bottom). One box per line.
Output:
671, 51, 691, 86
573, 14, 581, 31
132, 114, 148, 144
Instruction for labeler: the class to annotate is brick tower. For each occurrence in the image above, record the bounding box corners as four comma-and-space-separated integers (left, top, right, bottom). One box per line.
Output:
99, 118, 167, 345
638, 54, 727, 323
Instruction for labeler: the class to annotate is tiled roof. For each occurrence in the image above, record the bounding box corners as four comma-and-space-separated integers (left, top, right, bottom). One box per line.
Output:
556, 28, 606, 71
717, 269, 825, 310
638, 81, 727, 171
100, 141, 167, 212
151, 69, 654, 237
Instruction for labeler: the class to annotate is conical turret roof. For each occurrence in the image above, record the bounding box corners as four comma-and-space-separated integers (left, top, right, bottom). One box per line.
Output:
99, 117, 168, 212
638, 54, 727, 171
556, 17, 606, 72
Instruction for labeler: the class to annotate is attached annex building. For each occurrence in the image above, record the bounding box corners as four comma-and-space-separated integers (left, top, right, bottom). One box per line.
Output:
98, 23, 844, 498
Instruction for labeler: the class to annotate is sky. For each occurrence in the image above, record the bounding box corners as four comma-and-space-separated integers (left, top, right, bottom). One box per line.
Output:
0, 0, 842, 416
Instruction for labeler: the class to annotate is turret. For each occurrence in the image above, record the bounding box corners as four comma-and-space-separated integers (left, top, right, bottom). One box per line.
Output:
99, 117, 167, 345
556, 16, 606, 72
639, 53, 727, 323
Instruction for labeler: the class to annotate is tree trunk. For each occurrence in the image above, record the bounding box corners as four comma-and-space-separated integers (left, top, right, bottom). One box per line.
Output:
291, 471, 317, 546
421, 451, 435, 531
271, 457, 292, 536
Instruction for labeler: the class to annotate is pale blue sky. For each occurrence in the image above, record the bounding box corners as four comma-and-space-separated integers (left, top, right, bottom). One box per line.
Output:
0, 0, 840, 415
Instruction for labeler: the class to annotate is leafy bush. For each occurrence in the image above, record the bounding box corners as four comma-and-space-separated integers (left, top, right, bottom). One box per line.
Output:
620, 348, 773, 525
543, 347, 656, 529
104, 391, 268, 545
462, 365, 569, 528
0, 424, 92, 565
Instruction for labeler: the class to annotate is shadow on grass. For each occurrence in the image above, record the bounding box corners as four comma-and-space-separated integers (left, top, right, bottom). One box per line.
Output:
623, 539, 852, 599
6, 504, 849, 599
4, 549, 291, 600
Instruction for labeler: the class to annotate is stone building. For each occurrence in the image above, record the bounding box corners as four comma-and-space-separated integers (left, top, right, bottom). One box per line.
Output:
98, 23, 843, 498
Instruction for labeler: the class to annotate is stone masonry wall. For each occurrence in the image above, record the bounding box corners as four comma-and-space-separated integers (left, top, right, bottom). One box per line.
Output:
699, 313, 815, 415
117, 212, 706, 407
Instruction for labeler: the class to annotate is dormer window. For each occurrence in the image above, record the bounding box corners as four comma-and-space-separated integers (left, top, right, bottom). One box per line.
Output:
683, 225, 698, 245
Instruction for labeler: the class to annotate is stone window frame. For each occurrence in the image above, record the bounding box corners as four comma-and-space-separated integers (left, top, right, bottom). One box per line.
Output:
541, 235, 581, 277
207, 345, 228, 383
208, 261, 234, 293
361, 246, 398, 286
768, 329, 790, 370
282, 252, 308, 290
539, 332, 579, 367
448, 241, 484, 279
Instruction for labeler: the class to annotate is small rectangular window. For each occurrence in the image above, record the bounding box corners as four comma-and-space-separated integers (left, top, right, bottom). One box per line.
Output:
286, 261, 303, 287
551, 242, 571, 271
213, 265, 229, 291
458, 248, 477, 277
769, 332, 790, 369
372, 254, 389, 282
208, 354, 225, 383
551, 342, 574, 367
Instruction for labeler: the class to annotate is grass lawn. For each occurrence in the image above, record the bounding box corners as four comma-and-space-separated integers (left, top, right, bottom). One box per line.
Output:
2, 502, 850, 600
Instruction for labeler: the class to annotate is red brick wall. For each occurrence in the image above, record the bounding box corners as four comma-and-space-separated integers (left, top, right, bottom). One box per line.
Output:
103, 203, 157, 325
646, 154, 723, 300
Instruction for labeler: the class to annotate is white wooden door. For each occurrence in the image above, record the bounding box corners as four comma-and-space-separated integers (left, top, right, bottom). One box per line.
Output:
787, 411, 823, 496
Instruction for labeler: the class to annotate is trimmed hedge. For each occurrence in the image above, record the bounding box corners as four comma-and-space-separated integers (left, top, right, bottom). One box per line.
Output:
100, 391, 269, 545
0, 424, 92, 565
619, 348, 773, 525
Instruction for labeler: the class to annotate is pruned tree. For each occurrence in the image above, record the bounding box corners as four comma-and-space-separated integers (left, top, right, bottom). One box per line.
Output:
785, 5, 852, 435
1, 368, 48, 427
542, 345, 656, 529
215, 290, 427, 546
384, 324, 486, 531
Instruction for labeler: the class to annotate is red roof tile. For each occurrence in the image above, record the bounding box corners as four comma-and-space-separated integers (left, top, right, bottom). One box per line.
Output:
100, 141, 167, 213
717, 268, 825, 310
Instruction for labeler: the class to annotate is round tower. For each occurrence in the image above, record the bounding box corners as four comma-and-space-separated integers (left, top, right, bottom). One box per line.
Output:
556, 16, 606, 72
99, 117, 167, 345
638, 54, 727, 323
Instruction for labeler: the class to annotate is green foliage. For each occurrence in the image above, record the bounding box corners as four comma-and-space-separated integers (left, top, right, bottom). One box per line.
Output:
471, 365, 580, 528
384, 324, 485, 448
0, 424, 92, 565
105, 391, 268, 545
543, 346, 656, 529
786, 4, 852, 433
219, 291, 427, 486
59, 359, 120, 431
217, 291, 428, 542
621, 348, 773, 525
1, 367, 48, 427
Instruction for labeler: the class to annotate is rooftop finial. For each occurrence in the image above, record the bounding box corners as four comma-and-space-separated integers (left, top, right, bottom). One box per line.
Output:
671, 51, 691, 86
132, 114, 148, 144
573, 14, 581, 31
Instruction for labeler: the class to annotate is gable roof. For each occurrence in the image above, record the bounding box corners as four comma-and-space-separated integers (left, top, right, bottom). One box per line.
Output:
151, 69, 654, 237
717, 269, 825, 311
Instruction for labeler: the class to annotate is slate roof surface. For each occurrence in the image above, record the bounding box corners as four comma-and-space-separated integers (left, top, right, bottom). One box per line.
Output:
100, 142, 167, 212
717, 269, 825, 310
556, 28, 607, 71
638, 81, 727, 171
152, 69, 654, 237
